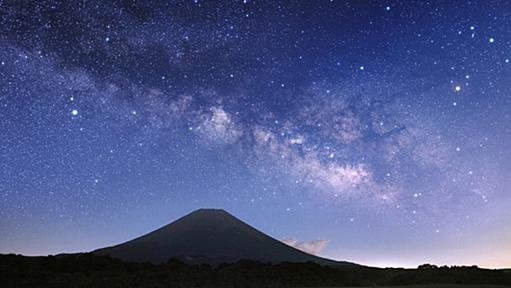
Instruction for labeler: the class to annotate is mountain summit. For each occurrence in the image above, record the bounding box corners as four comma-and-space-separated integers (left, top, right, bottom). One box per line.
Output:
93, 208, 353, 265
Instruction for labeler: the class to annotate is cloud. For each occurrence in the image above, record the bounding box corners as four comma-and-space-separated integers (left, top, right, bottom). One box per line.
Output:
282, 238, 329, 255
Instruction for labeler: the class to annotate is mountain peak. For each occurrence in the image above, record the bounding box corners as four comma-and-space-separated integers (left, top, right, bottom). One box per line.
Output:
191, 208, 229, 214
178, 208, 242, 228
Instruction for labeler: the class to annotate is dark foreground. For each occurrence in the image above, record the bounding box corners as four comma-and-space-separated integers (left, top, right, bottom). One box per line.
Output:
1, 254, 510, 288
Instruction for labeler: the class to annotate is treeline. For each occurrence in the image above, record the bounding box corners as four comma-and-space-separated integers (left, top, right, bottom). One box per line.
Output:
0, 253, 510, 287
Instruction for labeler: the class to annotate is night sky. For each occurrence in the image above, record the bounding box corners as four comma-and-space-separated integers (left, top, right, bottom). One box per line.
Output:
1, 0, 511, 268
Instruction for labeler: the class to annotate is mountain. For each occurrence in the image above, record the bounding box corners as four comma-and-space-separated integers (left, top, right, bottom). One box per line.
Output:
93, 208, 354, 266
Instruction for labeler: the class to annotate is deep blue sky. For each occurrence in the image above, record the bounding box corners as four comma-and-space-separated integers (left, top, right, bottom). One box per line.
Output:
1, 0, 511, 268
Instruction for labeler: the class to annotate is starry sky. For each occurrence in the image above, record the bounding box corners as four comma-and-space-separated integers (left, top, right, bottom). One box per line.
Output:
1, 0, 511, 268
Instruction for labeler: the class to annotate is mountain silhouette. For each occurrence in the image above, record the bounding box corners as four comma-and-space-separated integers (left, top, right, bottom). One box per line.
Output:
93, 208, 355, 266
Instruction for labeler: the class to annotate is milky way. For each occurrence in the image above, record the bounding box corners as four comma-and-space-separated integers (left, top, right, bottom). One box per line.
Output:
1, 1, 511, 268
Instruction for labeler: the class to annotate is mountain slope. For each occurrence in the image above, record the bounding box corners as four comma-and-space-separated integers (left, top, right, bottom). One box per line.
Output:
93, 208, 354, 266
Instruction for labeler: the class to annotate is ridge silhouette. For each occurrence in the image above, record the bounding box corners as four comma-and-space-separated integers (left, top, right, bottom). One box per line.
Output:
93, 208, 354, 265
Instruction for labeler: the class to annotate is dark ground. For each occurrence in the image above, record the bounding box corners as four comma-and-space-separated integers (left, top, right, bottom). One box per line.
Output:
1, 253, 510, 288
